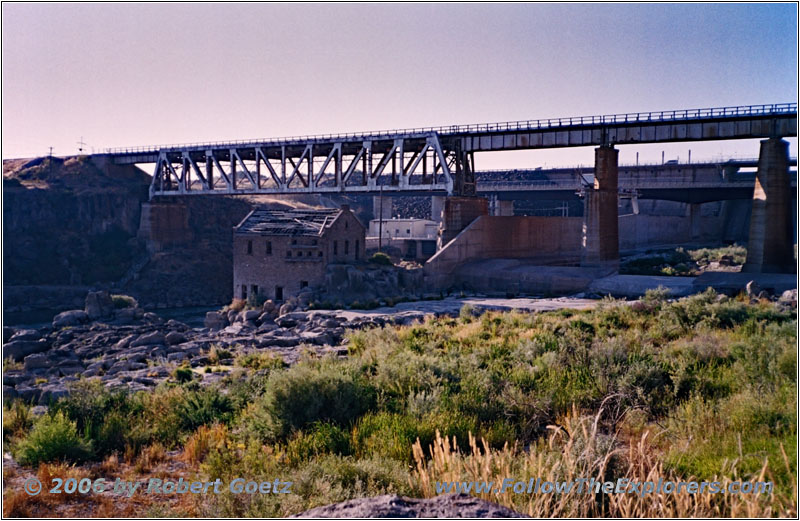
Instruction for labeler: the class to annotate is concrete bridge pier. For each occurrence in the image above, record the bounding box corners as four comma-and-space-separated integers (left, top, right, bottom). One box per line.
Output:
437, 196, 489, 249
581, 145, 620, 271
743, 138, 796, 273
137, 200, 192, 253
373, 195, 392, 220
431, 196, 445, 223
689, 203, 702, 241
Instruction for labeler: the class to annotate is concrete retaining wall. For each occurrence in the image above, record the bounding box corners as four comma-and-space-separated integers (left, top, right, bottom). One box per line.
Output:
425, 216, 582, 286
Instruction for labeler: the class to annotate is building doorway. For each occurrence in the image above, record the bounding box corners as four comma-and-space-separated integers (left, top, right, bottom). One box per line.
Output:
275, 286, 284, 301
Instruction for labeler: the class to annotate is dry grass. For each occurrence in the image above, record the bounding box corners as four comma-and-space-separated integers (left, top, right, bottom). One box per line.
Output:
411, 407, 797, 517
133, 443, 166, 473
183, 424, 230, 465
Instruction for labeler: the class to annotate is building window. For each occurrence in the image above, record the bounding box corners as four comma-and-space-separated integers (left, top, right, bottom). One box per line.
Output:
247, 240, 253, 255
344, 240, 349, 255
333, 241, 338, 255
266, 241, 272, 255
318, 251, 323, 257
312, 239, 318, 245
251, 284, 258, 297
406, 229, 411, 235
307, 251, 312, 257
242, 284, 248, 300
345, 221, 349, 230
300, 281, 308, 288
275, 286, 283, 301
292, 239, 297, 245
355, 240, 360, 260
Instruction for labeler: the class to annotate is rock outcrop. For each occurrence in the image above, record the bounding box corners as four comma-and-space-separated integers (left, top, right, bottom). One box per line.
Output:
291, 494, 525, 518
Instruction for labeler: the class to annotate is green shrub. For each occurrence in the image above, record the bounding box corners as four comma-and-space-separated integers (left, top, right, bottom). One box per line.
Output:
243, 360, 376, 441
111, 294, 137, 309
172, 366, 194, 383
236, 352, 286, 372
50, 380, 141, 457
3, 401, 32, 442
286, 422, 352, 463
175, 387, 235, 432
13, 411, 92, 466
368, 252, 393, 266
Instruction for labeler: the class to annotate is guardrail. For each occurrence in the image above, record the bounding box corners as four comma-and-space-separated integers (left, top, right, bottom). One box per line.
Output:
105, 102, 797, 156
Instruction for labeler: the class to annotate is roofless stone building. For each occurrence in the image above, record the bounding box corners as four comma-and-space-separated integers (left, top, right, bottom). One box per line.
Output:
232, 205, 365, 302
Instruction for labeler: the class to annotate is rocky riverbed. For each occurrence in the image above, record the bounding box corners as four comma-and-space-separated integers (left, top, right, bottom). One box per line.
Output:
2, 290, 606, 404
6, 286, 794, 405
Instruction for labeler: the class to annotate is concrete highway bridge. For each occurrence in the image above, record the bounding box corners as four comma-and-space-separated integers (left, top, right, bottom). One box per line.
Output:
476, 158, 798, 204
105, 101, 796, 274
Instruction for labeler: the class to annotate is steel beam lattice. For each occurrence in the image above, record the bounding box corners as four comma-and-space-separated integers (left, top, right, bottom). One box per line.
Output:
101, 102, 797, 199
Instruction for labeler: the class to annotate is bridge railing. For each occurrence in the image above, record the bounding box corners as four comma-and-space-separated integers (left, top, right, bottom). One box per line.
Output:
106, 102, 797, 156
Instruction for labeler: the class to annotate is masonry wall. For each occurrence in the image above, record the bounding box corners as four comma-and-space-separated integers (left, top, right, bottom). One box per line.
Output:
233, 234, 327, 301
232, 210, 366, 302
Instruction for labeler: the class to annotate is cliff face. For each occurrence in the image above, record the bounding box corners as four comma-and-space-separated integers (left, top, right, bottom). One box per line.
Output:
124, 196, 253, 308
3, 157, 376, 318
3, 156, 149, 286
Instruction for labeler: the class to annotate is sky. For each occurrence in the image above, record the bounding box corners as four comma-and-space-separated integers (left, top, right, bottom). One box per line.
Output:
2, 3, 797, 168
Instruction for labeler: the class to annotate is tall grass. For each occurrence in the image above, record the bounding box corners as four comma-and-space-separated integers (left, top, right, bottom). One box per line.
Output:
411, 409, 796, 517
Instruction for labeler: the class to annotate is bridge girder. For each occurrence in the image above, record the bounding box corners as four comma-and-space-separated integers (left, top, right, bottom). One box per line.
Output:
150, 133, 460, 199
102, 102, 796, 199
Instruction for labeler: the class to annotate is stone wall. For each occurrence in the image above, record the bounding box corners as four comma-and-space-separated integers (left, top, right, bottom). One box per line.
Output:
232, 209, 366, 302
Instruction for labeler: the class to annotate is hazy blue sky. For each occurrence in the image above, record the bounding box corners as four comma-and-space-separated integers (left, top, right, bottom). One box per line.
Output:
2, 3, 797, 167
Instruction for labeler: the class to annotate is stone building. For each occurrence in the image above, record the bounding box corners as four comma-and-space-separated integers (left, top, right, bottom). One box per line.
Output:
232, 205, 365, 302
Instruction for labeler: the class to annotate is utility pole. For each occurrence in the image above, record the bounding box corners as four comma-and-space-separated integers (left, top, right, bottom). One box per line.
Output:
77, 137, 87, 154
378, 183, 384, 253
48, 147, 53, 177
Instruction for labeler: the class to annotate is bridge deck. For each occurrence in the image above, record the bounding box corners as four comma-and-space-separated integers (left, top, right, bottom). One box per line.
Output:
100, 102, 796, 198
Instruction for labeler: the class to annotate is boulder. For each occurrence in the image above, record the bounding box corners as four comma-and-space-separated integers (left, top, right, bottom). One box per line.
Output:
9, 329, 41, 343
85, 290, 114, 319
52, 309, 89, 328
745, 280, 762, 298
167, 352, 187, 363
3, 386, 17, 399
115, 307, 137, 323
130, 331, 165, 347
299, 330, 333, 346
23, 353, 51, 371
112, 334, 137, 351
276, 312, 308, 328
4, 339, 49, 361
779, 288, 797, 305
256, 322, 279, 334
279, 302, 295, 316
3, 372, 28, 387
3, 326, 15, 343
243, 310, 261, 322
143, 312, 163, 324
165, 331, 187, 345
262, 300, 276, 314
39, 384, 69, 405
15, 386, 42, 403
204, 311, 228, 330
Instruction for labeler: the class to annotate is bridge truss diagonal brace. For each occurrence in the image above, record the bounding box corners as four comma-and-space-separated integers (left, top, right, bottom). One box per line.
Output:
314, 143, 342, 188
152, 152, 182, 195
255, 147, 285, 191
182, 152, 208, 191
230, 149, 259, 190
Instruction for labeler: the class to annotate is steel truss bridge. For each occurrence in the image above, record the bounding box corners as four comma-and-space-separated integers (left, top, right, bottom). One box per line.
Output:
104, 103, 797, 199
